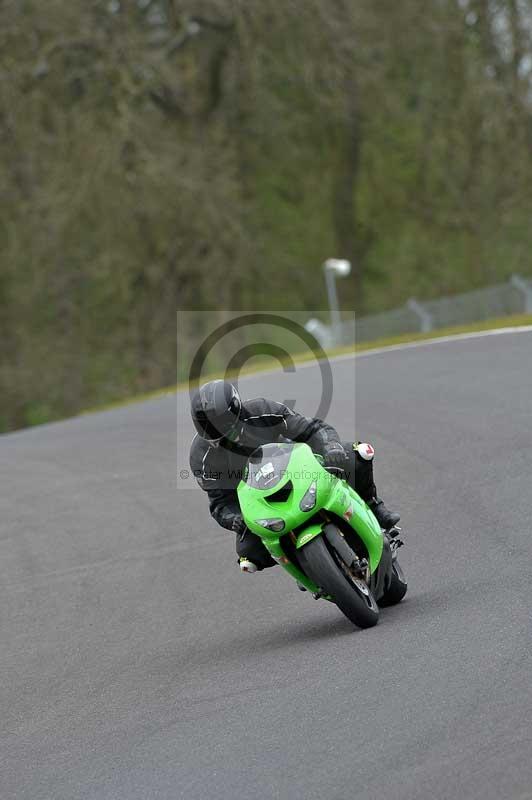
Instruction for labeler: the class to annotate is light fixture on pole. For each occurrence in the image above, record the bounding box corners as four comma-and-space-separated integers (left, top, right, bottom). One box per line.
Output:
323, 258, 351, 343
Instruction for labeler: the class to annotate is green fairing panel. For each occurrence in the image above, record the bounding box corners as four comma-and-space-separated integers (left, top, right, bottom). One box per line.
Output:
338, 485, 384, 572
237, 443, 334, 538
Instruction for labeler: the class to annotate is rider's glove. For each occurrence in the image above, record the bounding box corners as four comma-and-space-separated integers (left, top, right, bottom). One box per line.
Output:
323, 443, 347, 471
231, 515, 247, 537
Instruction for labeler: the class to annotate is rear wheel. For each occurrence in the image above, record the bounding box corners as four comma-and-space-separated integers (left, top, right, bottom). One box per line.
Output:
299, 533, 379, 629
379, 560, 408, 607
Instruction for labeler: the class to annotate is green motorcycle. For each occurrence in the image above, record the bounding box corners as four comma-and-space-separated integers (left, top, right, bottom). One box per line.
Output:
237, 442, 407, 628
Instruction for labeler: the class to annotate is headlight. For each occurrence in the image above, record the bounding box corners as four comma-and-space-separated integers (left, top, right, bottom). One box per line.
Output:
256, 518, 285, 532
299, 481, 317, 512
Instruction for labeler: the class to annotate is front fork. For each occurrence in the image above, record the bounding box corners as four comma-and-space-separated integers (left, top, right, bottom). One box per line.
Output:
263, 520, 401, 600
263, 523, 371, 597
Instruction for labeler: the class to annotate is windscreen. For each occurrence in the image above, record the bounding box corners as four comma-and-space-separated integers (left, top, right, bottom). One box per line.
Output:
245, 443, 296, 490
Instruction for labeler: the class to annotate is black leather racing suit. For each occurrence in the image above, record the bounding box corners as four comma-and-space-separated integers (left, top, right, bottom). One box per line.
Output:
189, 397, 376, 568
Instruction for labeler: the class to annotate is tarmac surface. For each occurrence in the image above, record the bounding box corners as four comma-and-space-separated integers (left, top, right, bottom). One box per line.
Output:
2, 329, 532, 799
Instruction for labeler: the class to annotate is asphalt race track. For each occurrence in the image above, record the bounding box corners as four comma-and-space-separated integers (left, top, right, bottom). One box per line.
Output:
2, 330, 532, 800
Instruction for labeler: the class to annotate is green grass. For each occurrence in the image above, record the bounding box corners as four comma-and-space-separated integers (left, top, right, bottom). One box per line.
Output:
80, 312, 532, 418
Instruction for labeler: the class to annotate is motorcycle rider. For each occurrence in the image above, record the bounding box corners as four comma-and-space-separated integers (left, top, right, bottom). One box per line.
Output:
189, 380, 400, 573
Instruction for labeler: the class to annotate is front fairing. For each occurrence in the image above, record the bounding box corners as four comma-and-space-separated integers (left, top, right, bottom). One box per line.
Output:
237, 443, 335, 538
237, 442, 384, 574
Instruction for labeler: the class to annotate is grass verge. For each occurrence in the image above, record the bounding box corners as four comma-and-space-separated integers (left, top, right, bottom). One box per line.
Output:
81, 312, 532, 417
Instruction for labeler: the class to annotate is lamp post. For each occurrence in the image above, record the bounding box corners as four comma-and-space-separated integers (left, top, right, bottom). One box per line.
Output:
323, 258, 351, 344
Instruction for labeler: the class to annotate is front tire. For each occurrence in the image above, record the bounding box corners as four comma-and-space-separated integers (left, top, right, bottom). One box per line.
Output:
299, 533, 380, 629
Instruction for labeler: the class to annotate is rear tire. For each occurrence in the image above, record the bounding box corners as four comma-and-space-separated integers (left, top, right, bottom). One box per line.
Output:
299, 533, 379, 629
379, 560, 408, 607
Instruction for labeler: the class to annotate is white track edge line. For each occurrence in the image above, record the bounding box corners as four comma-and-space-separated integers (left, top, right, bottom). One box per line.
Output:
235, 324, 532, 381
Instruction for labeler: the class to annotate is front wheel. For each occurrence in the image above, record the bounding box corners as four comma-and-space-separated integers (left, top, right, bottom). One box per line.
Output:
299, 533, 380, 629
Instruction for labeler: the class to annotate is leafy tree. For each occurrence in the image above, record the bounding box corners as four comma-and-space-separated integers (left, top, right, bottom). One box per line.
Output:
0, 0, 531, 430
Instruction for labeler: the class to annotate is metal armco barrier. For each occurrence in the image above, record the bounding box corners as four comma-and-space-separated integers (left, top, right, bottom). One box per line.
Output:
308, 275, 532, 347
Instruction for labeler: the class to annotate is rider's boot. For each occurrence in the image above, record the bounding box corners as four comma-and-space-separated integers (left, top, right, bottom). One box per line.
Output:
238, 557, 258, 573
368, 496, 400, 530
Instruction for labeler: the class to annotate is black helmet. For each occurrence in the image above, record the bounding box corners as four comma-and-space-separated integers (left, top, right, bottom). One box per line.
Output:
190, 380, 242, 442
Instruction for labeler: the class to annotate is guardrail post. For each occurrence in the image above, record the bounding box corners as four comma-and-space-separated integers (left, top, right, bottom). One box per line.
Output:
407, 298, 433, 333
510, 274, 532, 313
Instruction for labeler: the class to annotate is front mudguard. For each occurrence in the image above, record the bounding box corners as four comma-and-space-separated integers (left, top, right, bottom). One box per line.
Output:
261, 531, 321, 593
295, 522, 324, 550
261, 523, 345, 594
